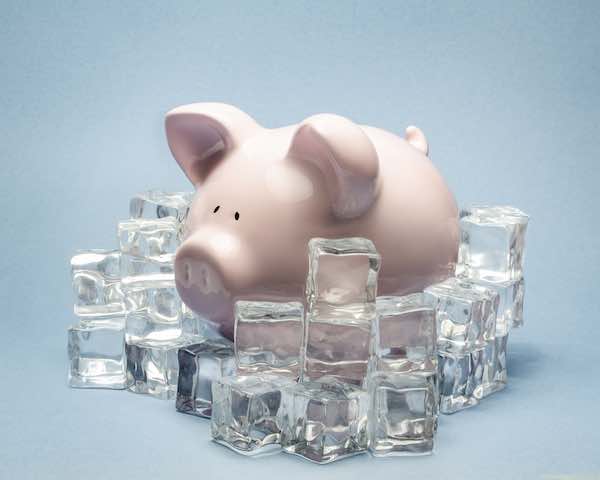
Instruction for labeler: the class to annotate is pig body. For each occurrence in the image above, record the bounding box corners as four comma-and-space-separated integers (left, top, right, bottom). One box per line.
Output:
167, 103, 458, 338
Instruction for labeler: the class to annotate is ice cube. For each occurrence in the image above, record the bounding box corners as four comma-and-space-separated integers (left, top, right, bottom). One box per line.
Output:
303, 238, 380, 386
120, 253, 174, 279
126, 336, 193, 399
211, 374, 294, 455
280, 379, 368, 463
368, 372, 437, 456
118, 218, 180, 263
234, 301, 304, 377
129, 190, 193, 223
68, 320, 127, 389
471, 332, 511, 400
306, 238, 380, 306
176, 339, 235, 417
125, 310, 183, 345
438, 351, 478, 414
373, 294, 437, 374
456, 205, 529, 282
425, 277, 498, 354
466, 277, 525, 334
121, 272, 178, 311
71, 250, 125, 318
121, 274, 183, 344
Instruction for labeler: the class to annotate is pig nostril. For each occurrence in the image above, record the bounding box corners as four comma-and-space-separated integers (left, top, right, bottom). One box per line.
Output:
200, 265, 209, 289
234, 212, 240, 221
183, 262, 192, 286
213, 206, 220, 213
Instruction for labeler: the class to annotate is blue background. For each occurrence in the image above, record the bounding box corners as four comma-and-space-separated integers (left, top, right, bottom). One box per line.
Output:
1, 1, 599, 479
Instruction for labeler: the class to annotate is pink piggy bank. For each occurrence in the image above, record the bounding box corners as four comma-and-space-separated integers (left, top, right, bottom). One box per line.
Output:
166, 103, 458, 338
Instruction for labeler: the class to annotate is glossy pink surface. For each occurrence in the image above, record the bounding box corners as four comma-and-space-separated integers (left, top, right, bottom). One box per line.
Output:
166, 103, 458, 338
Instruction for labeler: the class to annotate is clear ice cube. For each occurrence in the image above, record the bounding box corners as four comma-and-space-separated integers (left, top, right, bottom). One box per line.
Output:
465, 281, 499, 343
120, 253, 174, 279
118, 218, 180, 263
68, 320, 127, 389
126, 336, 193, 399
211, 374, 294, 455
234, 301, 304, 377
456, 205, 529, 282
303, 238, 380, 386
368, 372, 437, 456
467, 278, 525, 335
121, 272, 178, 311
425, 277, 498, 354
176, 339, 235, 417
438, 351, 478, 414
129, 190, 193, 223
307, 238, 380, 306
122, 274, 183, 344
71, 250, 125, 318
125, 310, 183, 345
374, 294, 437, 374
280, 379, 369, 463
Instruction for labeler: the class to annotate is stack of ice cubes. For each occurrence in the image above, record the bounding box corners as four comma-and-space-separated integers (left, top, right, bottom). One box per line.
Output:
69, 250, 128, 389
369, 294, 439, 455
425, 205, 529, 413
206, 238, 440, 462
206, 238, 377, 462
68, 195, 529, 465
68, 190, 214, 398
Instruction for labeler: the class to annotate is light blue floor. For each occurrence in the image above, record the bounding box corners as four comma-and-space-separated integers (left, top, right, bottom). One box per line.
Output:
2, 2, 599, 479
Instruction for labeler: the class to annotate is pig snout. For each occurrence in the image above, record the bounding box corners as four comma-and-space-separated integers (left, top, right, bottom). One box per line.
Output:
175, 230, 253, 338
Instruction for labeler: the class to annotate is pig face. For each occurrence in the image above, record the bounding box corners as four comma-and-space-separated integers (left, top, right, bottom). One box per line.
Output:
166, 103, 456, 338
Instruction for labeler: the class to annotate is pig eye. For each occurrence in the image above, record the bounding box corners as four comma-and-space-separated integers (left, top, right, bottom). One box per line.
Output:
234, 212, 240, 221
213, 206, 220, 213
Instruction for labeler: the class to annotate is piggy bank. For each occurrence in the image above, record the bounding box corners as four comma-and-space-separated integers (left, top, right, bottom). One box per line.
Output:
166, 103, 458, 338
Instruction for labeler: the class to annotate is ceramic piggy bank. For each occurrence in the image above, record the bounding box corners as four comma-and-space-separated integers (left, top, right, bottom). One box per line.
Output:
166, 103, 458, 338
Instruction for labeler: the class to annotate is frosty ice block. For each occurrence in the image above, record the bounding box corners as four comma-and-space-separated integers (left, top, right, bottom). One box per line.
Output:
71, 250, 125, 318
211, 374, 293, 455
456, 205, 529, 282
234, 301, 303, 377
302, 238, 380, 387
368, 372, 437, 456
68, 319, 127, 389
279, 378, 368, 463
176, 339, 235, 417
373, 294, 437, 374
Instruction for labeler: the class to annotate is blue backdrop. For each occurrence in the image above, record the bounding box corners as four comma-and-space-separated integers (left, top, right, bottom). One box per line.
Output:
1, 1, 599, 479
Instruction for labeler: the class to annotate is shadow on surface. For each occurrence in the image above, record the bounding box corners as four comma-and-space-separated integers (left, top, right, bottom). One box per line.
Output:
508, 340, 544, 380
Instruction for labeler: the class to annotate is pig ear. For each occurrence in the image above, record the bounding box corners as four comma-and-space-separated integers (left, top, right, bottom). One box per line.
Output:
405, 126, 429, 155
288, 114, 379, 219
165, 103, 259, 185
